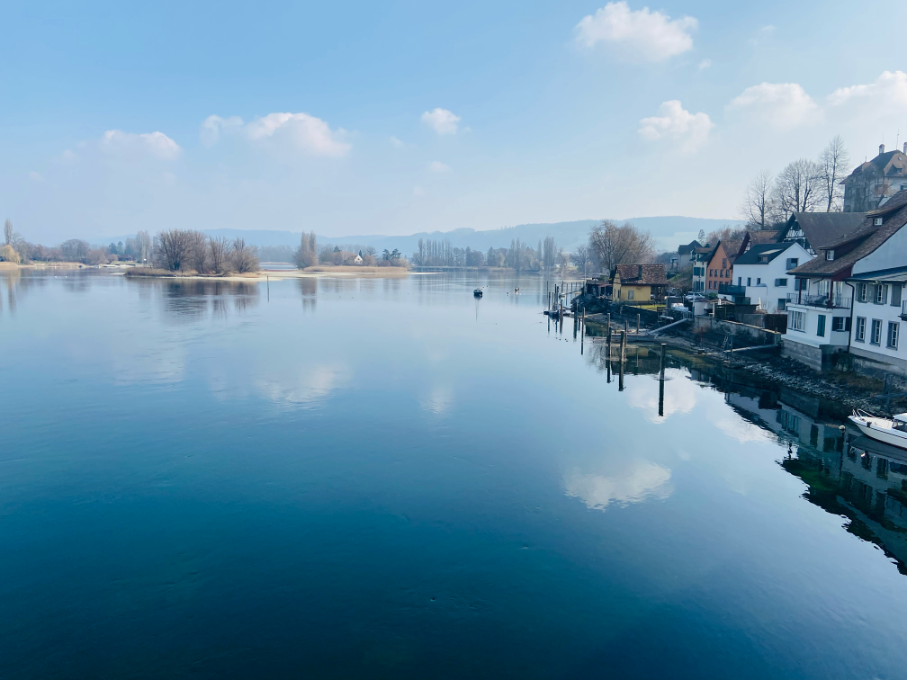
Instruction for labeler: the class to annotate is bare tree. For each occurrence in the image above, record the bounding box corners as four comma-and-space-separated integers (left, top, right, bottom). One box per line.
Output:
230, 238, 259, 273
589, 220, 655, 273
155, 230, 193, 271
3, 219, 12, 246
208, 236, 229, 274
295, 231, 317, 269
818, 135, 850, 212
187, 231, 209, 273
774, 159, 823, 216
740, 170, 777, 229
61, 239, 90, 263
135, 230, 153, 265
570, 245, 591, 277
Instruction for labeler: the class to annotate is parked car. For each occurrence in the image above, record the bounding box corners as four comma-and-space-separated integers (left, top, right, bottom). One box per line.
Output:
684, 293, 706, 302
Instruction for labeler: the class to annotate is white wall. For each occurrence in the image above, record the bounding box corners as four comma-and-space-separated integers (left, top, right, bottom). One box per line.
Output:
733, 243, 811, 313
784, 304, 851, 347
850, 282, 906, 364
853, 226, 906, 275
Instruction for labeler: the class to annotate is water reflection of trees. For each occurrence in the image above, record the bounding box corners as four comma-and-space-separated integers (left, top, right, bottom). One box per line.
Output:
157, 280, 260, 322
297, 277, 317, 312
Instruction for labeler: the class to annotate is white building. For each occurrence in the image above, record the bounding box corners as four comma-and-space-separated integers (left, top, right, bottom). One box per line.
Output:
726, 242, 812, 313
783, 191, 906, 374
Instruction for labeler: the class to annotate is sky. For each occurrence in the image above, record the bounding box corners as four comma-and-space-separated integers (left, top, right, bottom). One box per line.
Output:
1, 0, 906, 243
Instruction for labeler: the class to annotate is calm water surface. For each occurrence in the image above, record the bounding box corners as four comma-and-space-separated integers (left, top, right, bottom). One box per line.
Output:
1, 270, 905, 679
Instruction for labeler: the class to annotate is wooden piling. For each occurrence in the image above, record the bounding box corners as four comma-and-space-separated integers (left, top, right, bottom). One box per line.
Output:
637, 313, 640, 335
660, 343, 666, 381
618, 330, 626, 391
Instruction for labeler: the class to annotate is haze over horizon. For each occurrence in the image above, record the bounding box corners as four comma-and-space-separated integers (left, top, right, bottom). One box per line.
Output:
2, 0, 905, 244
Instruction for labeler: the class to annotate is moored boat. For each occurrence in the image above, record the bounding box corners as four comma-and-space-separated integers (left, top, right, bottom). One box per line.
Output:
848, 410, 907, 449
473, 288, 483, 298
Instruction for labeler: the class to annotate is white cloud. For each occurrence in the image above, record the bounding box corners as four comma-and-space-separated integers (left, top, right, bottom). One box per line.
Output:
428, 161, 451, 173
202, 112, 350, 157
390, 135, 405, 147
100, 129, 182, 160
638, 100, 713, 152
413, 185, 425, 196
726, 83, 820, 129
200, 114, 244, 146
564, 462, 672, 510
575, 1, 697, 62
57, 149, 79, 165
28, 171, 45, 182
698, 59, 711, 70
748, 24, 775, 46
421, 108, 461, 135
827, 71, 907, 113
245, 112, 351, 157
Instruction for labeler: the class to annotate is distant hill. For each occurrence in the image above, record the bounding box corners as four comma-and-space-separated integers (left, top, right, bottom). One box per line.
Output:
95, 216, 742, 256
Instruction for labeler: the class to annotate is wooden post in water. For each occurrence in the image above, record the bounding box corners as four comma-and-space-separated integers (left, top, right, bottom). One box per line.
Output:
267, 275, 270, 302
637, 313, 640, 335
660, 343, 666, 380
618, 330, 626, 391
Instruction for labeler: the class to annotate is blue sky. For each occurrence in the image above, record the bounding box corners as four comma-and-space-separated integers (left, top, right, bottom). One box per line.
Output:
1, 0, 905, 243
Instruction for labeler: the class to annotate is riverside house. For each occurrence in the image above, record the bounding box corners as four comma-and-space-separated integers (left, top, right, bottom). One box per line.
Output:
723, 242, 812, 313
611, 264, 669, 303
704, 241, 738, 293
782, 191, 907, 373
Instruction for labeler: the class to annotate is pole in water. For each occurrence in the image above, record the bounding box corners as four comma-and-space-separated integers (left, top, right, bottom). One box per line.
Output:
658, 377, 665, 417
637, 314, 640, 335
660, 342, 666, 381
267, 275, 270, 301
618, 330, 626, 391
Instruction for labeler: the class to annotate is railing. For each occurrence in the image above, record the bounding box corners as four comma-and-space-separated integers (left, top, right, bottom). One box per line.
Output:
786, 293, 852, 309
718, 284, 746, 296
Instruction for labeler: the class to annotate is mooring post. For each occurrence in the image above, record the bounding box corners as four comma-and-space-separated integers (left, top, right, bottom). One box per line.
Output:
658, 378, 665, 417
660, 342, 666, 381
618, 330, 626, 391
637, 313, 640, 335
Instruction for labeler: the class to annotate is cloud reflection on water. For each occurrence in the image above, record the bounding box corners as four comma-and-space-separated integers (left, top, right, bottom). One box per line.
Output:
564, 462, 673, 510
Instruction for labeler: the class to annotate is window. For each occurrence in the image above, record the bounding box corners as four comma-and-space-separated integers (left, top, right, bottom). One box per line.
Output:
873, 217, 883, 226
832, 316, 849, 332
627, 289, 634, 300
775, 278, 788, 287
747, 277, 752, 286
756, 278, 761, 285
875, 284, 886, 304
855, 317, 866, 342
738, 277, 742, 286
789, 310, 806, 332
722, 258, 727, 268
892, 285, 902, 308
817, 314, 826, 337
786, 258, 799, 270
887, 322, 899, 349
859, 283, 868, 302
777, 299, 787, 311
825, 250, 835, 261
871, 319, 882, 345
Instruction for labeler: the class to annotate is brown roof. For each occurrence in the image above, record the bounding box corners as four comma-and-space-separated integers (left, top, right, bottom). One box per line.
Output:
614, 264, 669, 286
782, 212, 867, 251
788, 195, 906, 278
747, 230, 781, 245
847, 149, 907, 180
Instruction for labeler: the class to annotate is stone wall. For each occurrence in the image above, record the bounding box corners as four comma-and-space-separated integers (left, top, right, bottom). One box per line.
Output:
693, 317, 781, 348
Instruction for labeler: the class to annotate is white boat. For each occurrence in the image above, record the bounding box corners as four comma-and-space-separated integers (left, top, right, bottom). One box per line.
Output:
848, 410, 907, 449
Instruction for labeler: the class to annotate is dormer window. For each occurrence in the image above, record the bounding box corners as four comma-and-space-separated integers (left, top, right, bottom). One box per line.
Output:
873, 217, 883, 226
826, 250, 834, 261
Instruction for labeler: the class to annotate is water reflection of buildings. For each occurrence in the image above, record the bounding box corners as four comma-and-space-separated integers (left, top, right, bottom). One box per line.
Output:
725, 385, 907, 573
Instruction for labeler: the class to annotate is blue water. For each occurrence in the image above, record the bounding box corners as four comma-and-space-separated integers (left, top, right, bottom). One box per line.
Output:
1, 270, 905, 679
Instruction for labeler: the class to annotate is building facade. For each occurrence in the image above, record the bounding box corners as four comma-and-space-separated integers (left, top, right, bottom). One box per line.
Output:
843, 143, 907, 213
783, 191, 907, 373
728, 242, 812, 313
705, 242, 734, 292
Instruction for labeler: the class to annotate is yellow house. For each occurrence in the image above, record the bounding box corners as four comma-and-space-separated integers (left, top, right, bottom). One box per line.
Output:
611, 264, 669, 302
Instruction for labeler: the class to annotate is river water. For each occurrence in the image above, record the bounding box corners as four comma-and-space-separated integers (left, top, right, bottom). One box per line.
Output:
1, 270, 905, 679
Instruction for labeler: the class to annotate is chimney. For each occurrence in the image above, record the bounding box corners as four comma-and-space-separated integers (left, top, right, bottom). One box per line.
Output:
879, 143, 885, 155
638, 265, 643, 279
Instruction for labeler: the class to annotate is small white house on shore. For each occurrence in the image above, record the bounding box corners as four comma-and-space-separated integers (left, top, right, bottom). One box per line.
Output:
726, 242, 812, 313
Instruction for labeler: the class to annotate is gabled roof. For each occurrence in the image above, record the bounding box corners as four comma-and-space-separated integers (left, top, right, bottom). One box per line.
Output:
614, 263, 668, 286
823, 191, 907, 249
781, 212, 866, 250
747, 230, 782, 246
734, 242, 798, 266
788, 198, 907, 278
847, 149, 907, 179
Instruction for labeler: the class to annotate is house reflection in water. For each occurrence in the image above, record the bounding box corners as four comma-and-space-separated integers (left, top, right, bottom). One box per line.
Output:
725, 384, 907, 573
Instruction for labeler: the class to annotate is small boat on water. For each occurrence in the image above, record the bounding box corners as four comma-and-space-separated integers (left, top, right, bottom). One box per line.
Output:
473, 289, 483, 298
848, 410, 907, 449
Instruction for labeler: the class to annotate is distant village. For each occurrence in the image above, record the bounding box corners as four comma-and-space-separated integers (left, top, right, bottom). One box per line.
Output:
579, 142, 906, 382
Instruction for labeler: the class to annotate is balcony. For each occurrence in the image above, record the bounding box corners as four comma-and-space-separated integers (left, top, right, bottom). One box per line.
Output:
719, 284, 746, 296
787, 293, 852, 309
